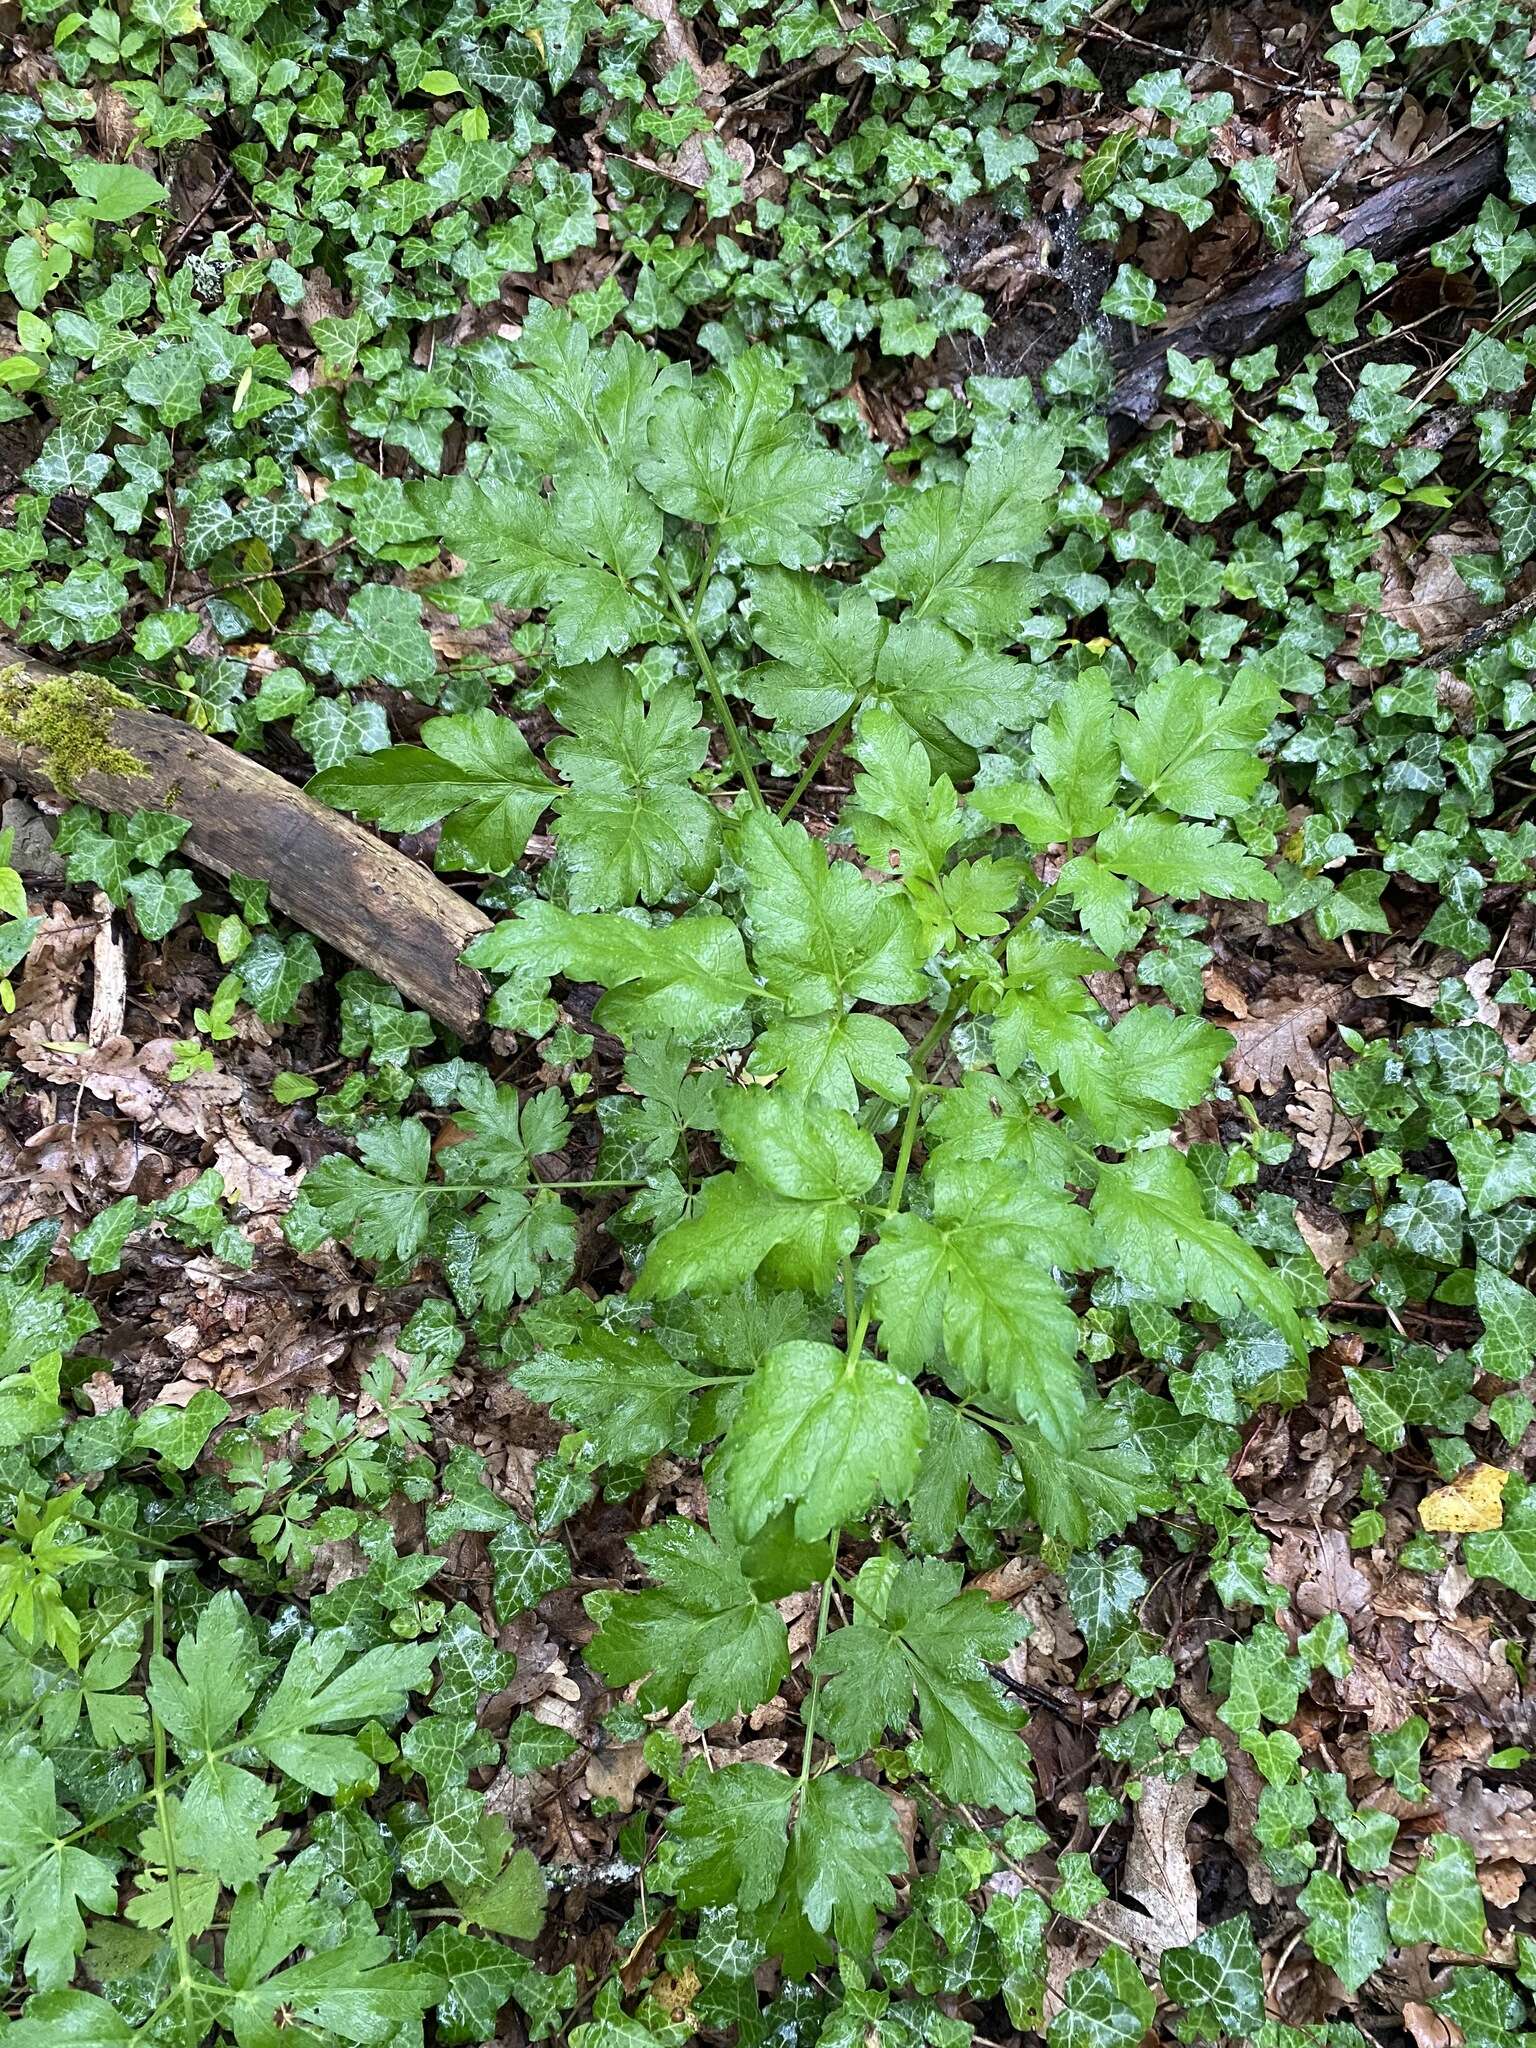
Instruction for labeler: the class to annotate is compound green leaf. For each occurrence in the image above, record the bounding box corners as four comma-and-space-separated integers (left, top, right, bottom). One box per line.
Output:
867, 428, 1063, 643
1092, 1147, 1305, 1353
586, 1515, 793, 1725
736, 809, 928, 1014
814, 1558, 1031, 1809
549, 667, 719, 909
0, 1756, 117, 1992
862, 1156, 1088, 1445
716, 1340, 927, 1540
637, 355, 850, 568
308, 711, 555, 873
466, 902, 754, 1041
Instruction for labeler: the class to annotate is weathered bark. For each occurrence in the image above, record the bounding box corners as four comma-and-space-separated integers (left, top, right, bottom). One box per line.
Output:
1105, 134, 1503, 449
0, 644, 492, 1038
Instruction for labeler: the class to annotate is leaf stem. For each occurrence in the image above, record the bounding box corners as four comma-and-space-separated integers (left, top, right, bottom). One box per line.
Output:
657, 561, 765, 809
797, 1537, 841, 1796
777, 708, 854, 820
418, 1177, 650, 1198
690, 536, 718, 630
867, 873, 1061, 1137
149, 1563, 195, 2018
846, 1295, 873, 1362
883, 1078, 928, 1216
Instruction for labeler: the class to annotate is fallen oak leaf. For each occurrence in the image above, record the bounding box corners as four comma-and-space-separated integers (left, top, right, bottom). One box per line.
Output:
1222, 993, 1340, 1095
1287, 1065, 1356, 1170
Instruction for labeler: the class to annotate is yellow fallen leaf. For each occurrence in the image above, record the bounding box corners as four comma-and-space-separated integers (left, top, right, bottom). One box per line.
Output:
1419, 1463, 1509, 1534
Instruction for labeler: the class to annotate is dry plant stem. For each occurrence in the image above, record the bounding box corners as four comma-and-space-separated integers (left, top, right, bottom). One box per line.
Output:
0, 643, 493, 1036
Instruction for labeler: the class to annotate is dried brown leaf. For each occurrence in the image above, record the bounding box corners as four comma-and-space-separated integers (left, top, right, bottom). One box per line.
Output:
1119, 1772, 1204, 1947
1225, 995, 1337, 1094
1288, 1064, 1356, 1169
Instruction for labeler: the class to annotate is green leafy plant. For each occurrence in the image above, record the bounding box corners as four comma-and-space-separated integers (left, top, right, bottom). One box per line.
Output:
3, 0, 1536, 2040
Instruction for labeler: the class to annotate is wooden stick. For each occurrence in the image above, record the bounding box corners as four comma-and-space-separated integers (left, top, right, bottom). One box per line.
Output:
0, 645, 492, 1039
1105, 133, 1503, 449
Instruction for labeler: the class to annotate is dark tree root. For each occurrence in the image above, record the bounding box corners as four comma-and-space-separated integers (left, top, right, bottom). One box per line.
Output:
1104, 133, 1503, 450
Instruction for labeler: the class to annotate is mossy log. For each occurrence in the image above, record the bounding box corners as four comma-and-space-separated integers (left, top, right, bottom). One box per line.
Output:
0, 645, 492, 1038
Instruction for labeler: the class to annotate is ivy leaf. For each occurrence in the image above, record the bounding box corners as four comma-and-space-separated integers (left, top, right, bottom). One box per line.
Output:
447, 1832, 548, 1939
1160, 1915, 1265, 2041
715, 1340, 927, 1540
237, 932, 323, 1024
123, 345, 207, 429
1155, 448, 1234, 523
124, 864, 201, 941
586, 1514, 793, 1725
549, 667, 719, 909
1475, 1265, 1536, 1378
503, 1717, 579, 1773
323, 585, 439, 695
1465, 1474, 1536, 1598
1064, 1542, 1149, 1680
413, 1928, 522, 2046
908, 1396, 1005, 1551
295, 694, 391, 772
1046, 1945, 1155, 2048
401, 1785, 498, 1889
65, 159, 170, 220
488, 1516, 572, 1617
1016, 1404, 1167, 1549
814, 1558, 1031, 1809
1232, 153, 1290, 247
862, 1155, 1089, 1445
1214, 1620, 1305, 1737
1091, 1147, 1305, 1353
308, 711, 555, 873
132, 1387, 232, 1470
1386, 1835, 1486, 1956
1299, 1872, 1390, 1993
